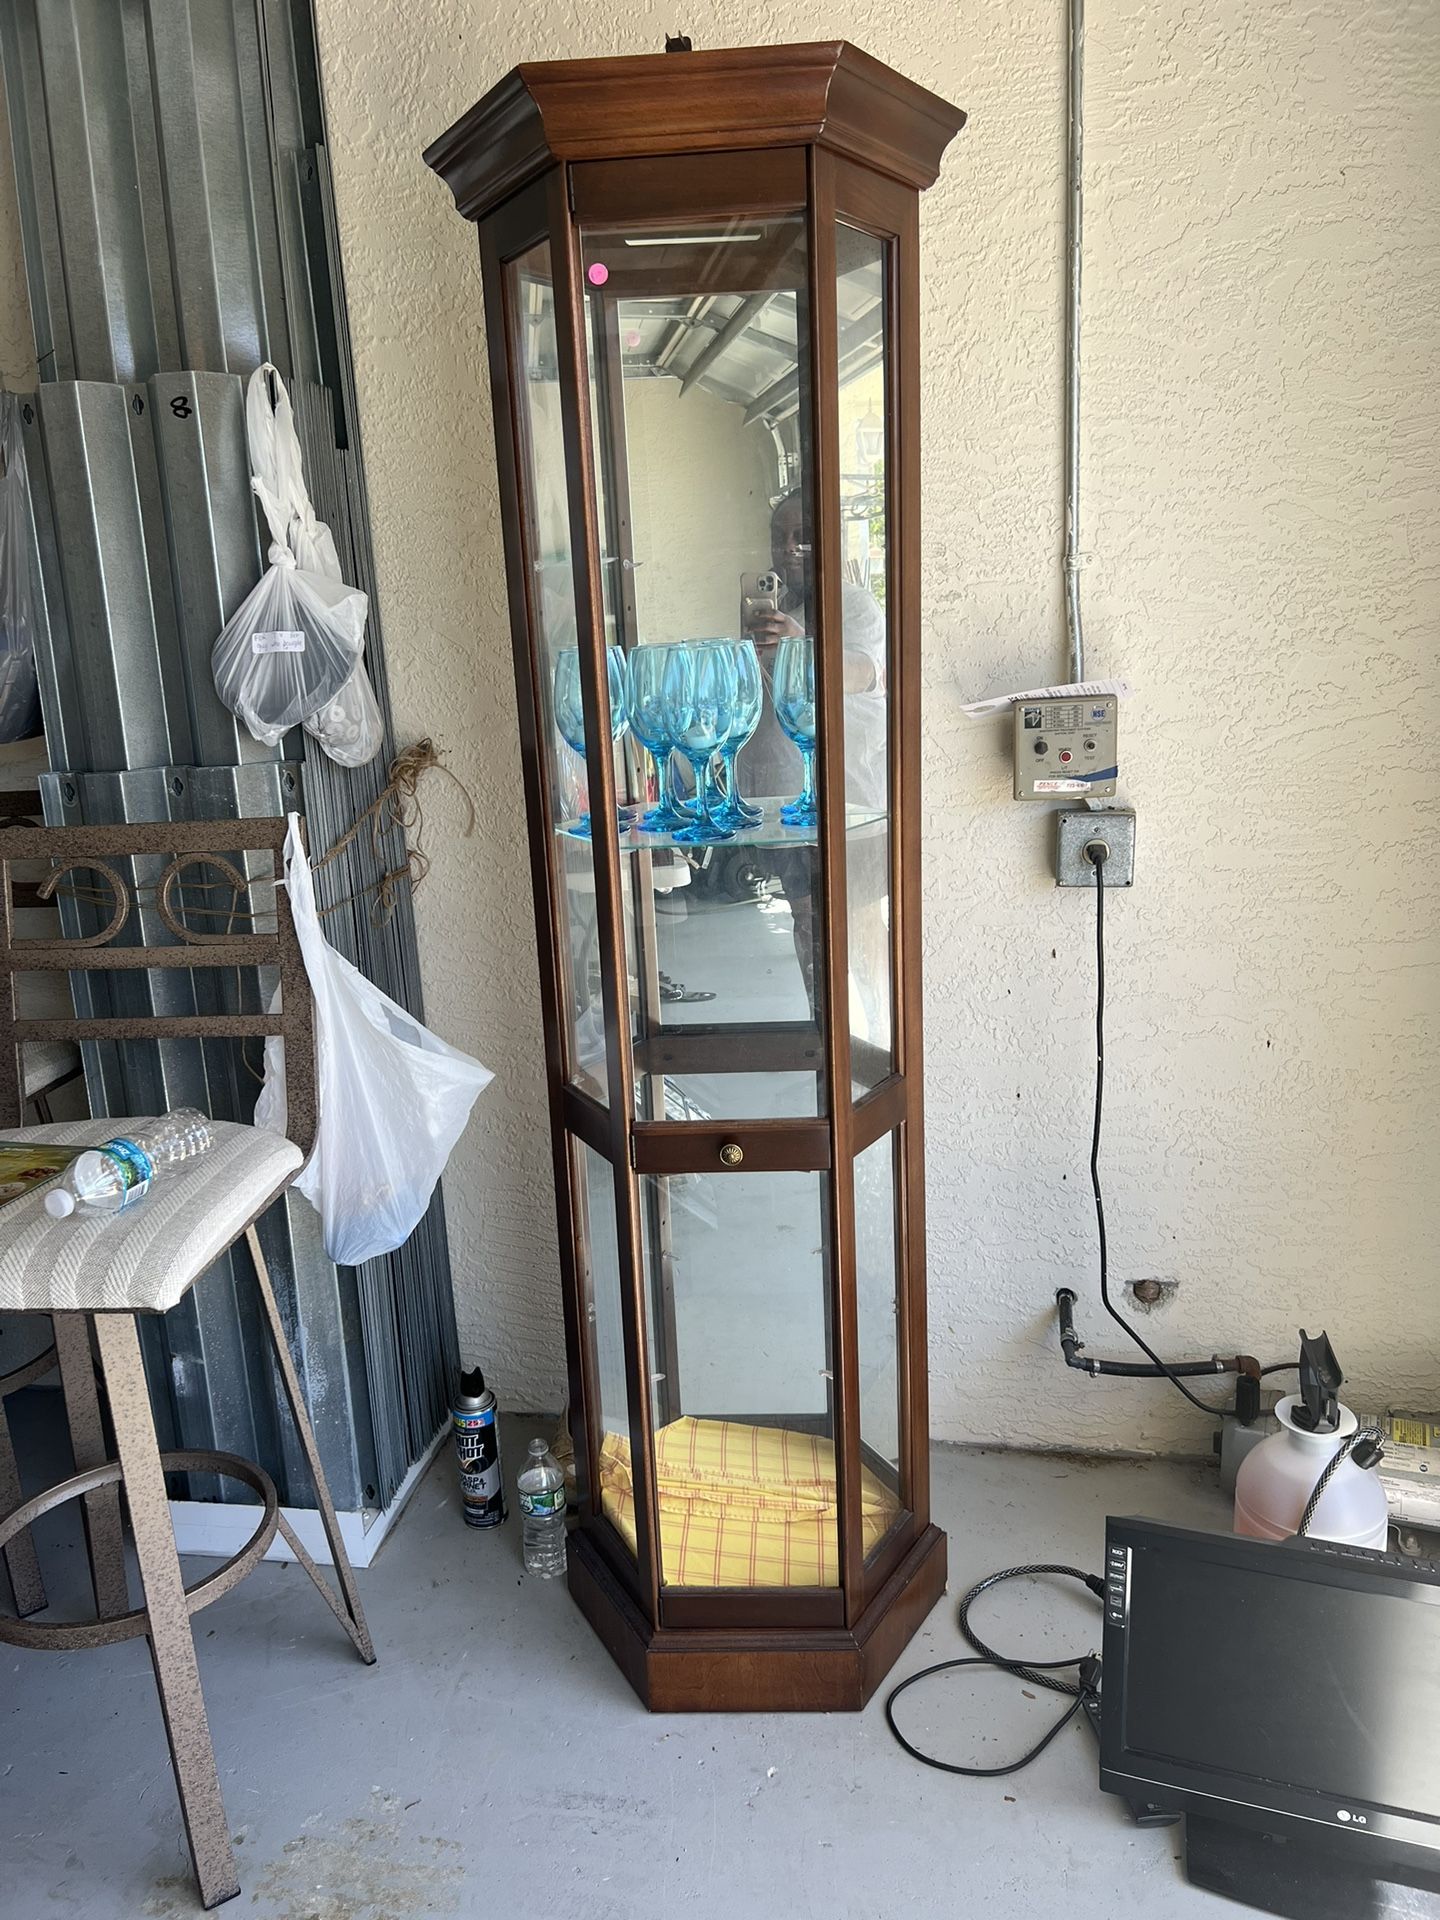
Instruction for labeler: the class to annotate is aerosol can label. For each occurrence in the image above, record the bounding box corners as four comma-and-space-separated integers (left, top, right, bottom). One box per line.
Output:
453, 1400, 506, 1529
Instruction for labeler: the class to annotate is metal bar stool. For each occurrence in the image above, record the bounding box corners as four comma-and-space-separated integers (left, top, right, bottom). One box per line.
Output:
0, 1321, 56, 1614
0, 819, 375, 1910
0, 794, 104, 1614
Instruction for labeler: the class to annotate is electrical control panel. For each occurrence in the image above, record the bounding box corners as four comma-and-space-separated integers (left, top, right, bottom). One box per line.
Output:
1013, 695, 1118, 800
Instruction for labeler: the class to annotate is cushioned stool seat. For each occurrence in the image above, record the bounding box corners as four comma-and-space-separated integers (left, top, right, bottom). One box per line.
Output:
0, 1120, 304, 1314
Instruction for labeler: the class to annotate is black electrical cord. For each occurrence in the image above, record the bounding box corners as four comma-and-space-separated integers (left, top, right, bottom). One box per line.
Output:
885, 1564, 1104, 1776
886, 1655, 1099, 1778
958, 1561, 1100, 1696
1087, 848, 1231, 1416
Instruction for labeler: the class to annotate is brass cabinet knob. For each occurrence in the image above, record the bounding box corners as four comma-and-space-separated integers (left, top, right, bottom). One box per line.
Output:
718, 1142, 744, 1168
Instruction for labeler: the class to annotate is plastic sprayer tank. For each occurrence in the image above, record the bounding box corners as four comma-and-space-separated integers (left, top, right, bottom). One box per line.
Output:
1234, 1396, 1389, 1550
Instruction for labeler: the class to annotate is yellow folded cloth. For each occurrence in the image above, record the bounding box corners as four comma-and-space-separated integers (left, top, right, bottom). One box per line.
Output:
599, 1416, 900, 1588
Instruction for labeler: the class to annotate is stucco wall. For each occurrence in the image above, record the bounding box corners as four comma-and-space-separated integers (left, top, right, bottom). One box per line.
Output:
310, 0, 1440, 1452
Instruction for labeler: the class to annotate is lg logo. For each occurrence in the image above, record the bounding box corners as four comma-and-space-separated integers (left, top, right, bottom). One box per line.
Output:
1335, 1809, 1368, 1826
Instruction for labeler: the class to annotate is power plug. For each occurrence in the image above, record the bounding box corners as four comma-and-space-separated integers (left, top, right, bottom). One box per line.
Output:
1056, 808, 1136, 887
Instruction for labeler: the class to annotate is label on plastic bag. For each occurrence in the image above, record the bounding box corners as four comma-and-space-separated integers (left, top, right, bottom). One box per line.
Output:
252, 629, 306, 654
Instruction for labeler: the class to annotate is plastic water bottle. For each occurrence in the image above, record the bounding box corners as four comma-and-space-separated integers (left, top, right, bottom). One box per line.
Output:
44, 1109, 213, 1219
517, 1437, 567, 1578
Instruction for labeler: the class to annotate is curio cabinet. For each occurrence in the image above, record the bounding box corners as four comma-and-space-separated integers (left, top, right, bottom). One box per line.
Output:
426, 41, 965, 1710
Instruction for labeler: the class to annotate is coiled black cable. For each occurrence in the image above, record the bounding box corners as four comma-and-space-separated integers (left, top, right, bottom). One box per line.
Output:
957, 1561, 1102, 1696
885, 1563, 1105, 1775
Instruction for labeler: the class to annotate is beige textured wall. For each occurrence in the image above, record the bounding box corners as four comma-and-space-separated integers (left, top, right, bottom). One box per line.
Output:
312, 0, 1440, 1450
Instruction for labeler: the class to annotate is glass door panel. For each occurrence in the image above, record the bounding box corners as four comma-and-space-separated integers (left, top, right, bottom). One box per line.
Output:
507, 242, 610, 1104
578, 216, 837, 1124
636, 1166, 857, 1587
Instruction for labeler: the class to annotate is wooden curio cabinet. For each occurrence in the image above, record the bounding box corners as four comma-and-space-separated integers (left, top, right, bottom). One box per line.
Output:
426, 42, 965, 1710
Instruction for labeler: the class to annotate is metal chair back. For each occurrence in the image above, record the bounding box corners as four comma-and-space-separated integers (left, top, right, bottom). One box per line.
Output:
0, 818, 316, 1153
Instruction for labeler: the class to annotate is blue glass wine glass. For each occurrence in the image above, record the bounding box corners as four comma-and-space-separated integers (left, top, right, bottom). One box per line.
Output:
626, 644, 695, 832
661, 643, 738, 845
711, 639, 764, 831
552, 645, 632, 838
773, 633, 819, 828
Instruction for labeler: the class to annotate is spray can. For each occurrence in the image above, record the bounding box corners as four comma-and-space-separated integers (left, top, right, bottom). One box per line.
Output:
452, 1367, 506, 1529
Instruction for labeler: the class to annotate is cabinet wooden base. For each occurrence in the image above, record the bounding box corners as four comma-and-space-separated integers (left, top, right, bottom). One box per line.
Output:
567, 1522, 948, 1712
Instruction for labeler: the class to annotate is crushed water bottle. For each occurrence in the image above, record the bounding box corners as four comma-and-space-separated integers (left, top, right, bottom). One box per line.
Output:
44, 1109, 213, 1219
517, 1437, 567, 1578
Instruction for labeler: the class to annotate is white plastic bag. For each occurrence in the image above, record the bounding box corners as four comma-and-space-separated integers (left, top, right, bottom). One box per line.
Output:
249, 368, 385, 767
255, 815, 492, 1264
212, 366, 381, 760
0, 392, 42, 744
304, 656, 385, 767
212, 557, 367, 745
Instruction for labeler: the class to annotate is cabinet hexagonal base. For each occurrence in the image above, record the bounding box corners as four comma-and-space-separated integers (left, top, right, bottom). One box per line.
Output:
567, 1521, 948, 1712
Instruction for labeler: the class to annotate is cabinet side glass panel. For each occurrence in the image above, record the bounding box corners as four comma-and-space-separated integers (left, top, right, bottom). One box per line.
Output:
574, 1139, 636, 1560
506, 242, 609, 1105
854, 1129, 908, 1540
578, 217, 833, 1124
835, 224, 895, 1095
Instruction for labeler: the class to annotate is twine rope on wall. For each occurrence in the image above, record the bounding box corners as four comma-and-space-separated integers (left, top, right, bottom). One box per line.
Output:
309, 737, 476, 922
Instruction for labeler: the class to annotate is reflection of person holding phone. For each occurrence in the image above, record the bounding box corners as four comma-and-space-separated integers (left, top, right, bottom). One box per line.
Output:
743, 492, 886, 797
740, 489, 890, 1047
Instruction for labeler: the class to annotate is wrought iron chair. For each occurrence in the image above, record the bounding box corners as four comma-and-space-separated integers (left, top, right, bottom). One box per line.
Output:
0, 796, 83, 1120
0, 818, 375, 1911
0, 793, 89, 1620
0, 1316, 56, 1615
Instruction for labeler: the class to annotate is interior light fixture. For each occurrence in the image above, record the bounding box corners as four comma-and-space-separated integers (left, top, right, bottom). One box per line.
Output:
621, 232, 764, 246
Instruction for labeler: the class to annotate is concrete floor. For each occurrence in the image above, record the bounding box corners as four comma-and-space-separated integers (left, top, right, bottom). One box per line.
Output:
2, 1404, 1239, 1920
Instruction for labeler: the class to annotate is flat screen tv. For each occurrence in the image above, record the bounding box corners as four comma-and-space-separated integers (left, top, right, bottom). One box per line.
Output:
1099, 1517, 1440, 1918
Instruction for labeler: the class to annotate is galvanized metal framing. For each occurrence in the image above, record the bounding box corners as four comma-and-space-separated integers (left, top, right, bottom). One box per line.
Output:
0, 0, 292, 386
0, 0, 458, 1513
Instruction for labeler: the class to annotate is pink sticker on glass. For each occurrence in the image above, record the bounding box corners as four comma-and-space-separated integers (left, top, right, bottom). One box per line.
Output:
587, 262, 609, 287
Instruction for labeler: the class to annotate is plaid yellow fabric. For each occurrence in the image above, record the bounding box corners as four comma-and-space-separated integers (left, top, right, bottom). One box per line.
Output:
598, 1416, 901, 1588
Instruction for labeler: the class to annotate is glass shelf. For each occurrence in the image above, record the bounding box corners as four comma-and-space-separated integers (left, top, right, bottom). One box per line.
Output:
556, 798, 885, 853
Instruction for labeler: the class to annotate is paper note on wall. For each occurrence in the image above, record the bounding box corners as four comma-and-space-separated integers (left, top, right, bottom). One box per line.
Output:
961, 678, 1134, 718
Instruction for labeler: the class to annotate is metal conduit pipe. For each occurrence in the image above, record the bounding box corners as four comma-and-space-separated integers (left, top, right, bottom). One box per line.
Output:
1063, 0, 1086, 682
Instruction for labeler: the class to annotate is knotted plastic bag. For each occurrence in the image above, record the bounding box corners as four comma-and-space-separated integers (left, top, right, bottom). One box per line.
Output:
245, 366, 383, 765
211, 367, 380, 759
304, 659, 385, 768
255, 815, 492, 1265
0, 392, 43, 745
